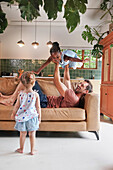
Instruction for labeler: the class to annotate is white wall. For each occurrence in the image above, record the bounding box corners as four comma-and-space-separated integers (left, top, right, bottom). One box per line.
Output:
0, 24, 92, 59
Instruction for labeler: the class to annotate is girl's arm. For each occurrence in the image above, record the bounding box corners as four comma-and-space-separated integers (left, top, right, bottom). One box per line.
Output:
64, 55, 89, 63
11, 94, 20, 120
35, 93, 41, 124
33, 56, 53, 75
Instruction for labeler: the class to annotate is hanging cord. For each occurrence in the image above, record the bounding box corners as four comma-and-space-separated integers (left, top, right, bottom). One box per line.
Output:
21, 18, 22, 40
35, 20, 37, 42
49, 20, 51, 41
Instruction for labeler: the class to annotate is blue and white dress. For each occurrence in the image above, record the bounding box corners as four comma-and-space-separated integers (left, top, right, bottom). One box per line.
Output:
15, 91, 39, 131
59, 50, 83, 69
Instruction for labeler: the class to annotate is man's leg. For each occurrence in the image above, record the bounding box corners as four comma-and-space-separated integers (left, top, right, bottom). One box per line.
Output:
53, 63, 68, 97
63, 64, 71, 89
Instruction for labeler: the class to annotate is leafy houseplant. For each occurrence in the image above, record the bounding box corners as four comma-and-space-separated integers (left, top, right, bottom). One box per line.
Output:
82, 25, 107, 58
82, 0, 113, 58
100, 0, 113, 33
0, 0, 88, 34
100, 0, 113, 23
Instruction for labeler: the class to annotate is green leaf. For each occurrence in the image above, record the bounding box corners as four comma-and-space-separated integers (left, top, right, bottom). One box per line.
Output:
43, 0, 63, 20
81, 25, 97, 44
92, 43, 103, 58
82, 31, 87, 40
77, 0, 87, 14
64, 10, 80, 33
64, 0, 87, 32
0, 6, 8, 33
16, 0, 43, 21
100, 0, 110, 11
110, 44, 113, 48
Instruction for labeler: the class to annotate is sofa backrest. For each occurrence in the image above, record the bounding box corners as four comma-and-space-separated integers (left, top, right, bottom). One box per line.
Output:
0, 77, 83, 96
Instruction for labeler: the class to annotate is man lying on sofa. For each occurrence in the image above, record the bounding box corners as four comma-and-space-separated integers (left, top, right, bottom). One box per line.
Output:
0, 61, 93, 108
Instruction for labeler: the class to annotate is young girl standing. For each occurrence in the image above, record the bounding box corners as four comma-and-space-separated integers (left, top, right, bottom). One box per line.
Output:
11, 71, 41, 155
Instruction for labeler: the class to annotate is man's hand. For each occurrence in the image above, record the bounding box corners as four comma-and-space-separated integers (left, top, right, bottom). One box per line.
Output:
51, 57, 60, 64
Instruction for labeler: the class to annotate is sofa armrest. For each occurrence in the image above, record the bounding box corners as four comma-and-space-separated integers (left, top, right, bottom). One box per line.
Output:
84, 93, 100, 131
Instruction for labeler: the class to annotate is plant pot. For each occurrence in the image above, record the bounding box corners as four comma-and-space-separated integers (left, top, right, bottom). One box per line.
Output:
109, 23, 113, 33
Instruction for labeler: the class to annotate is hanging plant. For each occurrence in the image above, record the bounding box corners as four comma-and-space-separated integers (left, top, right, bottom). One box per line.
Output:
44, 0, 63, 20
0, 0, 88, 34
100, 0, 113, 22
64, 0, 88, 33
0, 5, 8, 33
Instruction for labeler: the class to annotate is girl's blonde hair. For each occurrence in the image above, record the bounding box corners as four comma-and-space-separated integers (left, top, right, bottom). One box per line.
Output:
20, 71, 35, 88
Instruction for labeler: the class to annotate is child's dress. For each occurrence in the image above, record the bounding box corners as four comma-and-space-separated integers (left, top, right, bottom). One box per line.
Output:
59, 50, 83, 69
15, 91, 39, 131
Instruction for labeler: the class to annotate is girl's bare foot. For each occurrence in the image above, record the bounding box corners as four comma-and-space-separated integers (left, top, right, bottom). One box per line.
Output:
15, 148, 23, 154
30, 150, 38, 155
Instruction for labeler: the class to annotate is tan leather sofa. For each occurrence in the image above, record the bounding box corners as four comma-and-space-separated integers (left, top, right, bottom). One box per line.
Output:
0, 77, 100, 140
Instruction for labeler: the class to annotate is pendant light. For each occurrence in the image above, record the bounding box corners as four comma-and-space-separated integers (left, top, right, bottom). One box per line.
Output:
17, 19, 25, 47
47, 20, 52, 48
32, 20, 39, 49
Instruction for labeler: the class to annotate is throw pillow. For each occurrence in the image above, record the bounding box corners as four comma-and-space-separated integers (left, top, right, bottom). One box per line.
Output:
37, 79, 60, 97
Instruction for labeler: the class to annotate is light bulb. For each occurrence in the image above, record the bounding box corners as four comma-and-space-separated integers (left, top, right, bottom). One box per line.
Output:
32, 42, 39, 49
17, 40, 25, 47
33, 44, 38, 49
47, 41, 52, 48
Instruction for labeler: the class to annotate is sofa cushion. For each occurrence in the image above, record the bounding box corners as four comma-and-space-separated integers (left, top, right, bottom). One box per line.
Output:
0, 104, 85, 121
41, 107, 86, 121
0, 104, 13, 120
0, 78, 19, 95
37, 79, 60, 97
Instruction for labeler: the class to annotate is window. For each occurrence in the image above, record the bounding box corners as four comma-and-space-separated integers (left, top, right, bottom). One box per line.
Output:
61, 49, 97, 69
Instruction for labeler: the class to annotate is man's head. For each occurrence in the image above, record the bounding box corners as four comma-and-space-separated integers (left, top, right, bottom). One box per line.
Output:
75, 79, 93, 94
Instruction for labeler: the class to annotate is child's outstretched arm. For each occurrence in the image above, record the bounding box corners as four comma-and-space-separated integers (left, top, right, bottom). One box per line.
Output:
35, 93, 41, 124
11, 94, 20, 120
33, 56, 53, 75
64, 55, 89, 63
